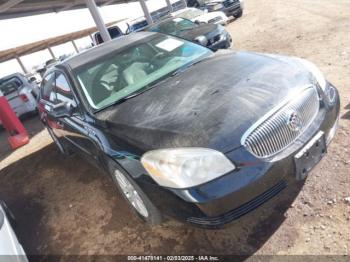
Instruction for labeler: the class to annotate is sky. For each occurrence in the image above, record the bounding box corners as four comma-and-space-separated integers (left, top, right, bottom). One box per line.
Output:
0, 0, 173, 78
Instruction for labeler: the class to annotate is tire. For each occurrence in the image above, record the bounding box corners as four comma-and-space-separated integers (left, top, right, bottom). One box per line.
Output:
234, 9, 243, 18
46, 126, 71, 156
111, 167, 162, 226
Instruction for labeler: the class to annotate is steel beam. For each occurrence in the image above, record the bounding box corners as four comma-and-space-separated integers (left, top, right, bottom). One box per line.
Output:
47, 46, 56, 59
85, 0, 111, 43
165, 0, 173, 12
0, 0, 23, 13
15, 56, 28, 74
139, 0, 153, 25
71, 40, 79, 53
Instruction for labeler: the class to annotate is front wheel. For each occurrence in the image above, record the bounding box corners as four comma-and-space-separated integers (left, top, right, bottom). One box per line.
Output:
112, 168, 162, 225
234, 9, 243, 18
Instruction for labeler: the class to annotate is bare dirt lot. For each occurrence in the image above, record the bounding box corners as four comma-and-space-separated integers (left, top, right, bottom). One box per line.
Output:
0, 0, 350, 256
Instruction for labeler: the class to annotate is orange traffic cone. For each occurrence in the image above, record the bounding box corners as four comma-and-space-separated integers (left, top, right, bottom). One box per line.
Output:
0, 90, 29, 150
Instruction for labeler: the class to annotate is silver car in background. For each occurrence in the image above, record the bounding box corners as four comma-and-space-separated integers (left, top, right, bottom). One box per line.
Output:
0, 73, 38, 118
0, 202, 27, 261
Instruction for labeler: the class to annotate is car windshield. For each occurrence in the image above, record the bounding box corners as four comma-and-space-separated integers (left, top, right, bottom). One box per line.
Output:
148, 18, 198, 36
75, 35, 213, 110
176, 9, 204, 20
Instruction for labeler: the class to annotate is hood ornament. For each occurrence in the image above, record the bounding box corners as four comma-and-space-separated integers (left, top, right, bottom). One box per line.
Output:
287, 111, 302, 132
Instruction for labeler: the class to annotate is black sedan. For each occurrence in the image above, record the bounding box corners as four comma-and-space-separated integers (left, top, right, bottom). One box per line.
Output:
144, 17, 232, 51
38, 32, 340, 228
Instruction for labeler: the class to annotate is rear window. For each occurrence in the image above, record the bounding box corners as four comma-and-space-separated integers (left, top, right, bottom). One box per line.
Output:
0, 77, 22, 96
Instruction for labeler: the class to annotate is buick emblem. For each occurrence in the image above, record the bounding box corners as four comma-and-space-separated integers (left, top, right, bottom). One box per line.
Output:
287, 111, 302, 132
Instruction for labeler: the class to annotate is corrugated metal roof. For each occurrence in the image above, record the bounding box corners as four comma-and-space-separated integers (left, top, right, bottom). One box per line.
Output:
0, 0, 133, 19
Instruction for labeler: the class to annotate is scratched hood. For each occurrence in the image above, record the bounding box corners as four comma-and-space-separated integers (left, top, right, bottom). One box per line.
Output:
97, 51, 314, 154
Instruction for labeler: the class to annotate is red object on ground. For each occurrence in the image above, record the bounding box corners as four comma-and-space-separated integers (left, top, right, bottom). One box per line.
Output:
0, 95, 29, 150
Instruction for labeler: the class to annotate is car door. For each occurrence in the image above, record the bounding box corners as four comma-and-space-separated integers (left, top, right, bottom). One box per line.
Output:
52, 71, 103, 165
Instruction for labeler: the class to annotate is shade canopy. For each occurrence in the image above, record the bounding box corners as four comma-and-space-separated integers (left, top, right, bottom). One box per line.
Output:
0, 0, 135, 20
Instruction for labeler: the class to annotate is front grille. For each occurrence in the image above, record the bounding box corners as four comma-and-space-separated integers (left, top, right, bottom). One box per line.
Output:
208, 16, 222, 24
243, 86, 320, 158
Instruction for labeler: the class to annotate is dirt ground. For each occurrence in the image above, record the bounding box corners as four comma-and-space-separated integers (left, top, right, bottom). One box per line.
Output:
0, 0, 350, 256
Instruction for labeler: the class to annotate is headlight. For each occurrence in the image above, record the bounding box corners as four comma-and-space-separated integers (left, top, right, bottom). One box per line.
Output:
141, 148, 236, 189
298, 58, 327, 90
298, 58, 336, 104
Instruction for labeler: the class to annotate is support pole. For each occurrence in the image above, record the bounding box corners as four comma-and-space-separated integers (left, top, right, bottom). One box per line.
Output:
139, 0, 153, 25
71, 40, 79, 53
165, 0, 173, 12
85, 0, 111, 43
15, 56, 28, 74
47, 46, 56, 59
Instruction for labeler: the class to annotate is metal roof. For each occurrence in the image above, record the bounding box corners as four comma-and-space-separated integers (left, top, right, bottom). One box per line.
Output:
0, 0, 133, 20
0, 20, 123, 63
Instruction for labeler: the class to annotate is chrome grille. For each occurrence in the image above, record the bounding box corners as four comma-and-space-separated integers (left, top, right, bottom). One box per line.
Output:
243, 86, 320, 158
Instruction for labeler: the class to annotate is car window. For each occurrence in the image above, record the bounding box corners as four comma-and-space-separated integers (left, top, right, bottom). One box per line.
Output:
41, 73, 56, 102
75, 35, 213, 110
55, 73, 77, 107
148, 18, 197, 36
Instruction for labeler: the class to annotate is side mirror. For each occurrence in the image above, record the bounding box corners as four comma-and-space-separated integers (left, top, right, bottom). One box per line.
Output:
51, 101, 75, 118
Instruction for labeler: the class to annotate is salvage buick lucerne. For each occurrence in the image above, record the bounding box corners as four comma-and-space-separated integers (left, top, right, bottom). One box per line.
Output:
38, 32, 340, 228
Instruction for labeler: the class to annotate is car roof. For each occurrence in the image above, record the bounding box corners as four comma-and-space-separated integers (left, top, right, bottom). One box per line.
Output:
61, 31, 157, 70
0, 73, 25, 82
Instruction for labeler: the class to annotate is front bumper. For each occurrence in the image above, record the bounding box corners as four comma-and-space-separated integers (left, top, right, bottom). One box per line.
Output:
144, 83, 340, 228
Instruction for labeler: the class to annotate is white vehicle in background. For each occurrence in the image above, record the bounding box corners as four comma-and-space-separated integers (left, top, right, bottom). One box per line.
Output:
171, 7, 228, 25
0, 73, 38, 118
0, 201, 27, 261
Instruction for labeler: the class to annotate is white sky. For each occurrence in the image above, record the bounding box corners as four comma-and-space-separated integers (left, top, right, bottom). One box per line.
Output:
0, 0, 172, 78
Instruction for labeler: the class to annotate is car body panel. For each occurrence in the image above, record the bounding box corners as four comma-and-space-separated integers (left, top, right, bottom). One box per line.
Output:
172, 7, 229, 25
39, 32, 340, 228
0, 204, 27, 260
96, 51, 314, 154
144, 18, 231, 51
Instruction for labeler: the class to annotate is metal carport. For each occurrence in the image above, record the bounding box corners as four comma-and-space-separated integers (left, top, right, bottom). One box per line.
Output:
0, 0, 187, 72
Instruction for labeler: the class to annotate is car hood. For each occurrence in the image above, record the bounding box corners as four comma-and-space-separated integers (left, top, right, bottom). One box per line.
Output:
192, 12, 226, 22
97, 51, 313, 154
177, 23, 219, 41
